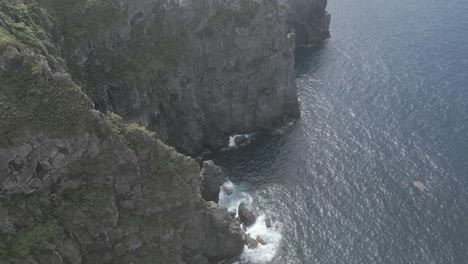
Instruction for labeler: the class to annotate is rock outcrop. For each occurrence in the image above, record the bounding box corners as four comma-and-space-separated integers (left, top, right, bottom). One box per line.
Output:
200, 161, 226, 203
238, 202, 257, 226
0, 0, 330, 262
245, 235, 259, 249
234, 135, 250, 147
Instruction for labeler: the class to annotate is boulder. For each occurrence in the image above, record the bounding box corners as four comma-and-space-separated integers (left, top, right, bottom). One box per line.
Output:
256, 236, 267, 245
238, 202, 256, 226
245, 235, 259, 249
234, 135, 250, 147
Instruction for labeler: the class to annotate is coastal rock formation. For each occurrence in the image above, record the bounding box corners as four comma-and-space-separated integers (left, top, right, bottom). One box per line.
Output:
0, 0, 330, 262
245, 235, 259, 249
234, 135, 250, 147
0, 3, 243, 262
238, 202, 257, 226
34, 0, 330, 155
288, 0, 331, 46
200, 161, 226, 203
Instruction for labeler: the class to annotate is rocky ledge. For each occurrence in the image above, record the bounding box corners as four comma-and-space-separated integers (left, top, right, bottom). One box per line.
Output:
0, 0, 329, 263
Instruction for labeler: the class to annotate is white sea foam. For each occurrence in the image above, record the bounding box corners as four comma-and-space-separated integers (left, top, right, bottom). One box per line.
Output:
240, 214, 282, 263
219, 181, 253, 213
219, 181, 282, 263
228, 135, 239, 147
228, 134, 255, 148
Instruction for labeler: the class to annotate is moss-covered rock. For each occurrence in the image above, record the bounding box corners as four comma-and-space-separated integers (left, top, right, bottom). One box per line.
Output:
0, 52, 95, 146
10, 221, 62, 257
0, 0, 54, 52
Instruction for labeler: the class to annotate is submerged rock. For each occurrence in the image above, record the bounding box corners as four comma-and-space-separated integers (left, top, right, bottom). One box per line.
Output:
413, 181, 427, 192
238, 202, 257, 226
265, 218, 273, 228
241, 224, 248, 232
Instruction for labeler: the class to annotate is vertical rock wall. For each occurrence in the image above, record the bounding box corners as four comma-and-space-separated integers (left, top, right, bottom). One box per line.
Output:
38, 0, 329, 155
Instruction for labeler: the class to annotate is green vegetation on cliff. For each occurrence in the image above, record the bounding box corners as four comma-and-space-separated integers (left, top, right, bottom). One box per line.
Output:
0, 192, 63, 260
10, 221, 62, 257
0, 0, 99, 145
106, 113, 197, 178
0, 0, 53, 51
0, 55, 94, 145
0, 27, 23, 49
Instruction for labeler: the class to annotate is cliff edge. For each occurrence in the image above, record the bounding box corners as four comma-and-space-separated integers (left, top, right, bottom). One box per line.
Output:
0, 0, 329, 263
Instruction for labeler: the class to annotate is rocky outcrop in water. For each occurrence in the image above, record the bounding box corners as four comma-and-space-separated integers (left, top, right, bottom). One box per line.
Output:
238, 202, 257, 226
0, 0, 329, 262
245, 235, 259, 249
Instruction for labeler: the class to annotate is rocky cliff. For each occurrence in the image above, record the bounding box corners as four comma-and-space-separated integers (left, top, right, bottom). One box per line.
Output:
0, 0, 329, 263
288, 0, 331, 46
33, 0, 329, 155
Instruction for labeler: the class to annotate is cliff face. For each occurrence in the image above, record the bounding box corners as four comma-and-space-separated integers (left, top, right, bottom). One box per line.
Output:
35, 0, 329, 155
0, 50, 243, 264
0, 0, 329, 263
288, 0, 331, 46
0, 2, 243, 263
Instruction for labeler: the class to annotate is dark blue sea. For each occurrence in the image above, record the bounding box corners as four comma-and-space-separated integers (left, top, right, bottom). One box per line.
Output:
212, 0, 468, 263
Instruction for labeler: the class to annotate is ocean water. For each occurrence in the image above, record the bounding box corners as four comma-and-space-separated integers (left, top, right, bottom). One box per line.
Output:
212, 0, 468, 263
